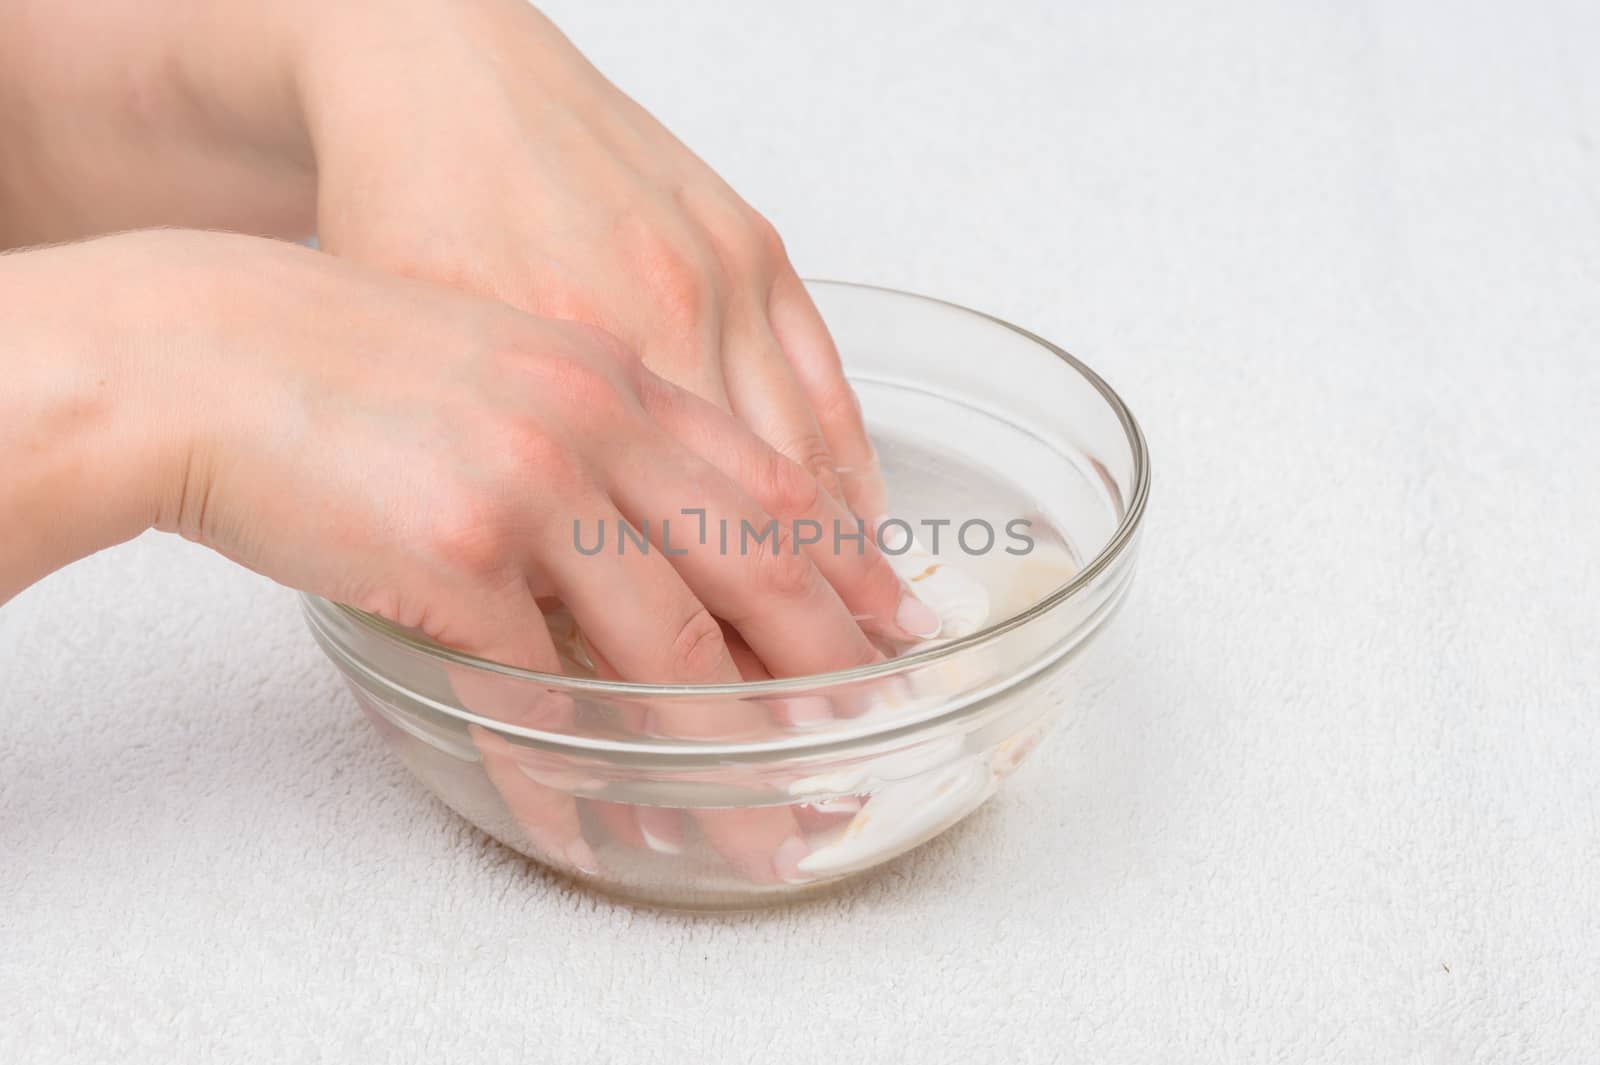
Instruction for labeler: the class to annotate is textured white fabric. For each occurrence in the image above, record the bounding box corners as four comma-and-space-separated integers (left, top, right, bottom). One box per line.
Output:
4, 1, 1599, 1060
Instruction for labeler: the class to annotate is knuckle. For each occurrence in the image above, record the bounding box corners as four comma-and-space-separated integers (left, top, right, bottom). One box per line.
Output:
675, 183, 784, 272
519, 280, 600, 327
425, 490, 517, 581
496, 420, 586, 491
750, 525, 819, 600
629, 227, 718, 336
557, 358, 626, 409
752, 450, 822, 518
485, 319, 643, 413
529, 354, 640, 424
811, 381, 866, 432
666, 607, 732, 682
798, 446, 840, 494
742, 211, 787, 265
708, 209, 785, 277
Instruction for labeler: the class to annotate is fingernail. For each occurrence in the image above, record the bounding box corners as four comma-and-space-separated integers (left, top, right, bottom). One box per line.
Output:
809, 795, 863, 816
635, 807, 684, 855
782, 695, 833, 729
896, 592, 943, 639
774, 835, 812, 885
565, 838, 600, 876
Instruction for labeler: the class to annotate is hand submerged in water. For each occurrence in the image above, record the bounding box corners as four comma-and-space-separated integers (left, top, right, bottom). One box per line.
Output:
0, 0, 940, 883
302, 0, 889, 522
1, 0, 892, 526
0, 231, 915, 880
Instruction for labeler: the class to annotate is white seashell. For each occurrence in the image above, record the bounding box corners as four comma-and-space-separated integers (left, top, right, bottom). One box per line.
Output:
878, 520, 991, 643
794, 528, 1080, 877
796, 757, 994, 876
786, 735, 967, 797
990, 722, 1048, 777
986, 549, 1080, 622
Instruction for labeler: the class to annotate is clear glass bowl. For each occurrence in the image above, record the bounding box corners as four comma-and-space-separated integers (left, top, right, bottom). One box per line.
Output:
301, 281, 1149, 909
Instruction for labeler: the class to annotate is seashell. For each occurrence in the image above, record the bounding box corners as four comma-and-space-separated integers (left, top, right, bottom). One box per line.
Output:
796, 757, 994, 876
986, 549, 1080, 623
877, 520, 991, 644
990, 723, 1048, 777
795, 525, 1080, 875
785, 735, 968, 797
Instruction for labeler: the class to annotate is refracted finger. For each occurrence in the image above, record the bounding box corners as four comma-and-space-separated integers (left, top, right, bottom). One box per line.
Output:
434, 582, 598, 877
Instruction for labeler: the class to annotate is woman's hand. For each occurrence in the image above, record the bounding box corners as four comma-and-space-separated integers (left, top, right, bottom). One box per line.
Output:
0, 0, 944, 882
0, 0, 938, 648
298, 0, 890, 524
2, 230, 930, 668
1, 229, 926, 881
0, 0, 896, 528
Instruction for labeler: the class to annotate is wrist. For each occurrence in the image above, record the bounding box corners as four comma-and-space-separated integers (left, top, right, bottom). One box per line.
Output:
0, 237, 197, 599
293, 0, 567, 153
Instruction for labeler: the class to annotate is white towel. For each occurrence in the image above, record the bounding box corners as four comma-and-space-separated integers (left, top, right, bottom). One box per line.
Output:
5, 0, 1600, 1060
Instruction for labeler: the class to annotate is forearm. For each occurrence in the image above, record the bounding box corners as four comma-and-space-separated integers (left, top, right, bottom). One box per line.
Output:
0, 0, 318, 248
0, 239, 185, 601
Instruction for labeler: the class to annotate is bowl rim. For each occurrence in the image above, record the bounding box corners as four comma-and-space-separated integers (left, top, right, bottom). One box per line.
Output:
308, 280, 1149, 730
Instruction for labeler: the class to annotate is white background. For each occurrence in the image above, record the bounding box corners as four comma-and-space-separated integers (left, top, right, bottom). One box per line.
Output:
4, 1, 1599, 1060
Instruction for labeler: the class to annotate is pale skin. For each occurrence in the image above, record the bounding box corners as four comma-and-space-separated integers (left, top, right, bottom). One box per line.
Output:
0, 0, 935, 881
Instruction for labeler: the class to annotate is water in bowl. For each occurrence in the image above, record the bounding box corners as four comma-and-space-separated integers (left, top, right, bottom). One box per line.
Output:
355, 428, 1084, 903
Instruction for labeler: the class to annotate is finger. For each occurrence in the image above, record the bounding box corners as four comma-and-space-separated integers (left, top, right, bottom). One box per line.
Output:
642, 376, 942, 644
720, 313, 848, 506
558, 636, 691, 858
473, 726, 598, 875
767, 270, 888, 521
718, 620, 831, 729
793, 796, 865, 833
597, 429, 883, 678
588, 799, 648, 850
577, 545, 901, 730
721, 622, 770, 679
545, 494, 742, 687
576, 591, 807, 881
698, 807, 810, 885
429, 581, 597, 877
437, 581, 572, 739
634, 805, 687, 856
591, 634, 808, 885
597, 222, 737, 415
